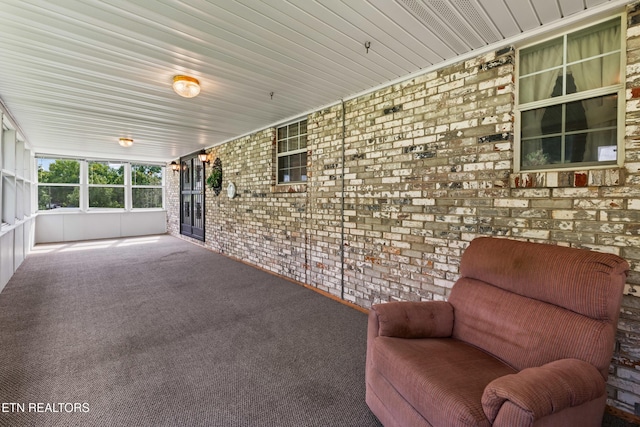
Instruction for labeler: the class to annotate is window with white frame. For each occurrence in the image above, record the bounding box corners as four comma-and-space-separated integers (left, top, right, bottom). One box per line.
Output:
88, 161, 125, 208
131, 164, 163, 208
276, 119, 307, 184
37, 158, 165, 211
37, 157, 80, 210
518, 17, 623, 170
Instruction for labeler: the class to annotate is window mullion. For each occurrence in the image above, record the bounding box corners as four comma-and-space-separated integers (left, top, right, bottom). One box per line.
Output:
519, 86, 621, 111
80, 159, 88, 212
276, 147, 307, 158
563, 33, 568, 97
124, 163, 131, 211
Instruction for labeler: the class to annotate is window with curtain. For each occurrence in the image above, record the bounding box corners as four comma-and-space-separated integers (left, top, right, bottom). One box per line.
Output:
518, 18, 622, 170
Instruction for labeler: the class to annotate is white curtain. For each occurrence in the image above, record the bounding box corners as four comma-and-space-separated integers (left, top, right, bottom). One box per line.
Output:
520, 20, 619, 164
567, 23, 620, 161
519, 42, 562, 160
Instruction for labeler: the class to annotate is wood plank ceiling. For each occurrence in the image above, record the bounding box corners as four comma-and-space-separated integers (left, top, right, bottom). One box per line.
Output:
0, 0, 631, 163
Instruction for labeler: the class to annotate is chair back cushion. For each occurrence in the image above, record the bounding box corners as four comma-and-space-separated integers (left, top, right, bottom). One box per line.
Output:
449, 237, 628, 378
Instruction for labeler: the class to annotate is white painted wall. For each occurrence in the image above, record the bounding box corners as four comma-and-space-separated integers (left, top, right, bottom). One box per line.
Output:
34, 210, 167, 243
0, 231, 15, 292
0, 218, 34, 293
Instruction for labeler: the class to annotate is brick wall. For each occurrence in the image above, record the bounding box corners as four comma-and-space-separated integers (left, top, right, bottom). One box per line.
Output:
167, 3, 640, 416
166, 162, 180, 237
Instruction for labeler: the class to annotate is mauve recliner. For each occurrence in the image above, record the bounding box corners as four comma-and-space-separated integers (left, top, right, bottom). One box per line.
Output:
366, 237, 629, 427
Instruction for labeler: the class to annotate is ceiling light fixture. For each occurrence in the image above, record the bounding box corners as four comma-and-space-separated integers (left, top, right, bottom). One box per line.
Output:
173, 75, 200, 98
118, 138, 133, 147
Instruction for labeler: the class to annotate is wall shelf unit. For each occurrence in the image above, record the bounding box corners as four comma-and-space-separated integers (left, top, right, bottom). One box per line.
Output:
0, 112, 35, 291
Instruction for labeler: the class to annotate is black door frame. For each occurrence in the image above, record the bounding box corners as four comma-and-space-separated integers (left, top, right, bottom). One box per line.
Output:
179, 153, 205, 241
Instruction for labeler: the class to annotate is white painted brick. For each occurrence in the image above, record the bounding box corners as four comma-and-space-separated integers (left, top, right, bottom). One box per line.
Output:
451, 119, 478, 130
512, 228, 551, 239
494, 199, 529, 208
412, 198, 436, 206
463, 162, 494, 171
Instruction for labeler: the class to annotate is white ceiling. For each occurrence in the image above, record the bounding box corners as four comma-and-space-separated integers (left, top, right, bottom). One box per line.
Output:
0, 0, 631, 163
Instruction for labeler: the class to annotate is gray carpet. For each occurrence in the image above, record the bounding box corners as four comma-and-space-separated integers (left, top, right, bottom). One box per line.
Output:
0, 235, 634, 427
0, 235, 382, 427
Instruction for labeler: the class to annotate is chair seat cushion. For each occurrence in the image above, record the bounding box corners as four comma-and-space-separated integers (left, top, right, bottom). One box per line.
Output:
372, 336, 517, 427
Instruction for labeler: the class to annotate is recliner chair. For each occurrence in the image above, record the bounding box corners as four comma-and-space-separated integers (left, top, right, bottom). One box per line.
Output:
366, 237, 629, 427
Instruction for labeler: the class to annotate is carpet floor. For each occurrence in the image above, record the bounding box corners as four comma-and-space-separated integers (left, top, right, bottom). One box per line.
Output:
0, 234, 634, 427
0, 235, 382, 427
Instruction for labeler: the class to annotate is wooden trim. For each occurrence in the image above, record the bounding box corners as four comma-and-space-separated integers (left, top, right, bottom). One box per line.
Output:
228, 254, 370, 315
605, 405, 640, 425
176, 234, 370, 314
297, 281, 369, 314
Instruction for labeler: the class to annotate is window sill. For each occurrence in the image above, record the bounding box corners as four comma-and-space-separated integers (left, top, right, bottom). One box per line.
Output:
36, 208, 82, 214
36, 209, 166, 214
510, 167, 623, 188
271, 182, 307, 194
0, 215, 35, 236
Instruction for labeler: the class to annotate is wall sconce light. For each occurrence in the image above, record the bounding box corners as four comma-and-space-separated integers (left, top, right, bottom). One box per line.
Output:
118, 138, 133, 147
198, 150, 209, 164
173, 75, 200, 98
170, 161, 180, 174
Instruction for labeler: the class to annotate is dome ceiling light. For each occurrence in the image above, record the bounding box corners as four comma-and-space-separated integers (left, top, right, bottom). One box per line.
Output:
172, 75, 200, 98
118, 138, 133, 147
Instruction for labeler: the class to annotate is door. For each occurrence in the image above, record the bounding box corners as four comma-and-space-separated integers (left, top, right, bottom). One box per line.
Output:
180, 154, 205, 240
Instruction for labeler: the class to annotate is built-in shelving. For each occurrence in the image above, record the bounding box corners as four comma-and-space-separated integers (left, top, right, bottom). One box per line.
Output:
0, 112, 35, 291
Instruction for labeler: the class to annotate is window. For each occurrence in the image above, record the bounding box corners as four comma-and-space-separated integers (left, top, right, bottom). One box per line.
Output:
37, 158, 80, 210
277, 119, 307, 183
518, 18, 623, 170
88, 161, 125, 208
132, 164, 163, 208
37, 158, 165, 212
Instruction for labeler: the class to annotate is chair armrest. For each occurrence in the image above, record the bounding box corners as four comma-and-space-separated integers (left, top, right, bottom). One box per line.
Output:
369, 301, 454, 338
482, 358, 606, 427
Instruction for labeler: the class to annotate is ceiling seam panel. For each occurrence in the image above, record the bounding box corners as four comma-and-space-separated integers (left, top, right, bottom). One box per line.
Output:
234, 0, 414, 78
1, 2, 367, 98
0, 42, 339, 114
398, 0, 470, 54
0, 22, 350, 115
168, 0, 392, 87
427, 0, 486, 48
506, 0, 543, 31
451, 0, 502, 44
367, 0, 449, 66
530, 0, 563, 23
475, 0, 522, 38
307, 0, 428, 71
559, 0, 589, 16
